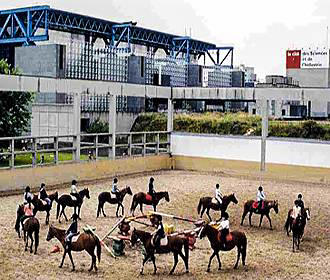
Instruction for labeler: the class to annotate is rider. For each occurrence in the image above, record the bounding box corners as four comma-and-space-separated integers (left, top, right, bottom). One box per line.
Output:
152, 215, 165, 250
215, 183, 223, 206
65, 213, 79, 250
39, 183, 51, 206
148, 177, 156, 202
111, 178, 120, 200
297, 193, 305, 210
23, 186, 34, 204
256, 186, 265, 213
20, 196, 34, 230
219, 212, 230, 249
70, 180, 79, 201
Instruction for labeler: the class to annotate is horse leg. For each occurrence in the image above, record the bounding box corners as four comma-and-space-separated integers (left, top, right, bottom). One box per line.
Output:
140, 254, 150, 275
234, 247, 241, 269
259, 214, 264, 227
216, 252, 222, 270
59, 249, 67, 268
46, 210, 49, 225
78, 206, 81, 220
207, 251, 217, 272
249, 212, 253, 226
241, 210, 248, 226
121, 203, 124, 216
62, 208, 69, 222
200, 206, 206, 218
169, 252, 179, 275
29, 232, 34, 254
153, 204, 156, 212
151, 255, 157, 275
116, 204, 119, 217
24, 231, 28, 251
89, 254, 96, 272
178, 251, 189, 273
265, 214, 273, 230
67, 250, 75, 271
139, 203, 144, 215
206, 208, 212, 222
292, 235, 295, 252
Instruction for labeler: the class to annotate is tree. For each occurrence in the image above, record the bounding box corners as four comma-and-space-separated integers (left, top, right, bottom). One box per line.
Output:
0, 59, 34, 137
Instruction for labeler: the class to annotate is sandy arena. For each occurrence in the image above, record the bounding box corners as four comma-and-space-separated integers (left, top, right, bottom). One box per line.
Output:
1, 170, 330, 280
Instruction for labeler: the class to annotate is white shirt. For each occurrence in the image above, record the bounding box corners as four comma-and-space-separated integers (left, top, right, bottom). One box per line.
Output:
257, 190, 265, 202
71, 184, 78, 194
23, 192, 34, 204
220, 219, 229, 230
215, 188, 222, 200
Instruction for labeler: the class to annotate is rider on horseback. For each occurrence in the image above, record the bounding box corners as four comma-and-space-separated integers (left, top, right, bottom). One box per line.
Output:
20, 196, 34, 230
152, 215, 165, 250
256, 186, 265, 213
215, 183, 223, 206
70, 180, 79, 201
23, 186, 34, 204
291, 200, 302, 221
65, 213, 79, 250
39, 183, 51, 206
297, 193, 304, 210
148, 177, 156, 203
111, 178, 120, 200
219, 212, 230, 249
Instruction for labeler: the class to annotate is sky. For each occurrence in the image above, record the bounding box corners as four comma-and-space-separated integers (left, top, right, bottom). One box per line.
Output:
2, 0, 330, 80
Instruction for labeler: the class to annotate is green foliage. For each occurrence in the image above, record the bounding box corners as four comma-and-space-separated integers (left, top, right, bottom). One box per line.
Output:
86, 118, 109, 133
132, 113, 330, 140
0, 59, 20, 75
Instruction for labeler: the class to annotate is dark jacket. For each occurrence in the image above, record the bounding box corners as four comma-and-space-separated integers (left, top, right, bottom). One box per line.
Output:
39, 188, 48, 200
297, 199, 304, 210
148, 182, 155, 195
66, 220, 78, 234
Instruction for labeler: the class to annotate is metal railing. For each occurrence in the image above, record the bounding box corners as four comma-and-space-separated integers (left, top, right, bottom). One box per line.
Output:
0, 131, 170, 170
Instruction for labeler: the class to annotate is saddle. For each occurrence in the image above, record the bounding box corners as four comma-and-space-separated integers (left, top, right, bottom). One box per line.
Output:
211, 198, 220, 205
145, 193, 152, 202
217, 231, 233, 243
252, 201, 264, 210
71, 233, 81, 243
152, 235, 168, 247
70, 194, 77, 201
110, 192, 117, 200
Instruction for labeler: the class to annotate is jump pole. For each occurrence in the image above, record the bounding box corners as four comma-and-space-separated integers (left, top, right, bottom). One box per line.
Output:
101, 217, 126, 241
148, 211, 198, 223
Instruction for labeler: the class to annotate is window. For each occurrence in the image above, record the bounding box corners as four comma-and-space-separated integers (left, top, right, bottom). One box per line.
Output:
282, 109, 286, 116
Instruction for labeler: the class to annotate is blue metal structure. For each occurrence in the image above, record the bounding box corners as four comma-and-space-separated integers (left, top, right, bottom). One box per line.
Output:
0, 5, 233, 66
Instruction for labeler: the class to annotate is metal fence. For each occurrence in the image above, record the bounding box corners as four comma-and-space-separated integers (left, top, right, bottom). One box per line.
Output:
0, 132, 170, 170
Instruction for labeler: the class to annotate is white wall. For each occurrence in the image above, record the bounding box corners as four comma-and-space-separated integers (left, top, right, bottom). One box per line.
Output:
171, 132, 330, 168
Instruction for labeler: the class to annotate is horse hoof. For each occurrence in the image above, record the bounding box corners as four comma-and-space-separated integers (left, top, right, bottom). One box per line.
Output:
218, 267, 221, 271
185, 270, 189, 274
139, 271, 143, 275
34, 252, 37, 255
25, 248, 27, 251
59, 265, 62, 268
206, 268, 210, 273
234, 266, 238, 270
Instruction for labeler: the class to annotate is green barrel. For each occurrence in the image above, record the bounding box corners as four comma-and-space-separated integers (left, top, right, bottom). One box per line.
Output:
112, 239, 125, 256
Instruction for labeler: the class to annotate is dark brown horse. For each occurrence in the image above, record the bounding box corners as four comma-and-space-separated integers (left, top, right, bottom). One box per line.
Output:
241, 200, 279, 229
198, 223, 247, 271
56, 188, 90, 223
284, 208, 310, 236
46, 225, 101, 272
15, 204, 40, 254
130, 191, 170, 216
130, 228, 189, 275
96, 186, 132, 218
197, 193, 238, 221
32, 191, 58, 224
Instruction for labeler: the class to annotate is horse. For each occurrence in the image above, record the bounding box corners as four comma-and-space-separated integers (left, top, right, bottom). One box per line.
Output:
15, 204, 40, 254
130, 191, 170, 216
197, 193, 239, 221
130, 228, 189, 275
284, 208, 310, 237
32, 191, 59, 224
291, 212, 309, 252
56, 188, 90, 223
198, 223, 247, 271
96, 186, 133, 218
240, 200, 279, 229
46, 225, 101, 272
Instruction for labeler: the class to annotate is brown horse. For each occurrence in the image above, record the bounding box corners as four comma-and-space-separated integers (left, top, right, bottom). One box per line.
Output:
197, 193, 238, 221
15, 204, 40, 254
46, 225, 101, 272
199, 223, 247, 271
32, 191, 58, 224
96, 186, 133, 218
130, 228, 189, 275
130, 191, 170, 216
284, 208, 310, 236
241, 200, 279, 229
56, 188, 90, 223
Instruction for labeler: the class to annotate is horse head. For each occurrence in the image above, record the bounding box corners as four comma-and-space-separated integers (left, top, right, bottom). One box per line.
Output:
46, 225, 55, 241
273, 200, 279, 214
16, 204, 24, 217
126, 186, 133, 196
164, 191, 170, 202
54, 191, 59, 203
230, 193, 238, 204
80, 188, 90, 199
130, 228, 139, 246
198, 222, 208, 240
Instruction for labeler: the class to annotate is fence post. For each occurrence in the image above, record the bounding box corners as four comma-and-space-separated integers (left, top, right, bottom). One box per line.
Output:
156, 133, 160, 155
73, 92, 81, 162
142, 133, 146, 156
128, 134, 132, 157
54, 136, 59, 164
109, 93, 117, 159
260, 99, 269, 172
32, 138, 37, 167
95, 135, 99, 160
10, 139, 15, 169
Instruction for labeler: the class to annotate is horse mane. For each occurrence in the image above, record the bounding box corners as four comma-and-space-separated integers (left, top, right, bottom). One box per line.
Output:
157, 191, 168, 195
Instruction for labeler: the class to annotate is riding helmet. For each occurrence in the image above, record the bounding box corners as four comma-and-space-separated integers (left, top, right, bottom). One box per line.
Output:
25, 186, 30, 193
216, 183, 220, 189
258, 186, 263, 191
298, 193, 302, 199
150, 177, 154, 182
114, 178, 118, 183
72, 179, 77, 185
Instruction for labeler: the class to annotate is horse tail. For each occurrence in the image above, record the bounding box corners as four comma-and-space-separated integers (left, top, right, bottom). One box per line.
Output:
197, 199, 203, 214
96, 200, 101, 218
93, 235, 101, 263
56, 201, 60, 220
130, 194, 137, 214
35, 222, 40, 251
284, 216, 290, 231
184, 237, 189, 262
241, 233, 247, 265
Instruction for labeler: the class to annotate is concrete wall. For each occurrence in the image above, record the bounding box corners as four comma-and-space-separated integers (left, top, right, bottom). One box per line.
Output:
31, 104, 74, 137
0, 155, 171, 194
171, 132, 330, 168
15, 44, 66, 78
287, 68, 329, 88
128, 56, 146, 84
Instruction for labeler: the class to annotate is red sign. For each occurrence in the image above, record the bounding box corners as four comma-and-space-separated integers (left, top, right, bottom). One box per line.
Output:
286, 50, 301, 69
